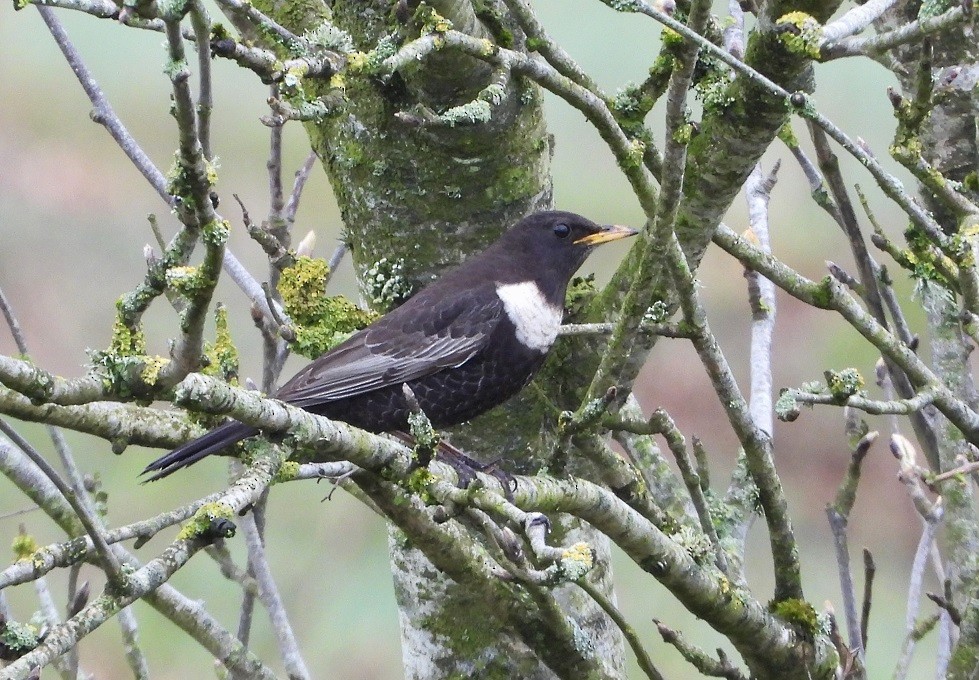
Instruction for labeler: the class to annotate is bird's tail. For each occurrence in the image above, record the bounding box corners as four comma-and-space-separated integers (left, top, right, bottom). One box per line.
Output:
142, 421, 257, 481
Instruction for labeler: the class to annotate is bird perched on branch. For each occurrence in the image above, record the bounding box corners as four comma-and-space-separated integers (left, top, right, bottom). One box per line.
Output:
143, 210, 637, 480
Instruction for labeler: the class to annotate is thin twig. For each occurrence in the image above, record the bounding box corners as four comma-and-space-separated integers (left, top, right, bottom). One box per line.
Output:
0, 505, 42, 521
205, 542, 260, 596
892, 434, 941, 520
821, 5, 966, 59
189, 0, 214, 160
827, 427, 876, 657
667, 230, 802, 601
38, 5, 273, 350
930, 459, 979, 485
577, 578, 664, 680
895, 513, 943, 680
827, 507, 862, 658
240, 492, 310, 678
500, 0, 606, 96
0, 488, 227, 590
36, 5, 172, 205
714, 225, 979, 447
820, 0, 900, 44
601, 1, 952, 245
784, 386, 937, 415
213, 0, 304, 46
283, 149, 319, 223
557, 322, 692, 338
222, 250, 289, 330
145, 583, 279, 680
610, 410, 727, 572
654, 619, 748, 680
0, 425, 276, 679
156, 16, 225, 386
0, 286, 29, 354
268, 88, 285, 218
65, 564, 83, 679
861, 548, 875, 653
809, 123, 912, 341
0, 420, 126, 588
234, 483, 267, 660
32, 566, 79, 678
0, 453, 281, 677
117, 607, 150, 680
744, 162, 779, 438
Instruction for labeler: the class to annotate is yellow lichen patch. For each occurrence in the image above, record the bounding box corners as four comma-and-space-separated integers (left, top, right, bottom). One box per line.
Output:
560, 542, 595, 581
140, 355, 170, 386
404, 467, 436, 504
478, 38, 495, 56
562, 542, 593, 567
328, 73, 346, 92
624, 138, 647, 170
346, 51, 368, 71
109, 313, 147, 357
176, 502, 234, 541
92, 311, 155, 397
166, 266, 203, 297
273, 460, 301, 483
204, 158, 220, 187
825, 368, 864, 400
202, 219, 229, 247
11, 533, 39, 562
202, 304, 239, 383
776, 12, 823, 59
278, 256, 378, 358
278, 256, 331, 321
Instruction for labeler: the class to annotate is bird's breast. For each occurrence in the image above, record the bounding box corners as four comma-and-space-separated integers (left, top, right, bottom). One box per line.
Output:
494, 281, 563, 353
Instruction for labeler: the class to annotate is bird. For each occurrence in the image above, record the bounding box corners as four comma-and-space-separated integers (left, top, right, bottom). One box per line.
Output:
143, 210, 637, 481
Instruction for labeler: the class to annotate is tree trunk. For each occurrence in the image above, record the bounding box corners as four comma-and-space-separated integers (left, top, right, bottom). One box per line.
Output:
251, 2, 627, 675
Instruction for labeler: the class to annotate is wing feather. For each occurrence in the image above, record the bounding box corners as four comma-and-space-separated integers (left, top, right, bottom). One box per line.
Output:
276, 285, 503, 407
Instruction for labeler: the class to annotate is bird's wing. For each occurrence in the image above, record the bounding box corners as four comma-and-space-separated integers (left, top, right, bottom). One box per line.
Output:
276, 285, 504, 407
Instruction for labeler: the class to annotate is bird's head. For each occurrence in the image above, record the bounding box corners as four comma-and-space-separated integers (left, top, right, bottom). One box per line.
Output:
496, 211, 638, 285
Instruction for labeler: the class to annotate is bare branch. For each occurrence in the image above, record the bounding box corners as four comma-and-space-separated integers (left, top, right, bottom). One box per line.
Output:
822, 5, 967, 59
821, 0, 900, 44
861, 548, 875, 652
744, 162, 780, 438
714, 226, 979, 447
240, 512, 310, 679
0, 420, 125, 587
1, 453, 280, 677
654, 619, 748, 680
895, 510, 944, 679
36, 5, 172, 205
577, 578, 665, 680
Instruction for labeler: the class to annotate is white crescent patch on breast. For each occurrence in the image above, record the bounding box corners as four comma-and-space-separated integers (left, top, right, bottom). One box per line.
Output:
495, 281, 564, 353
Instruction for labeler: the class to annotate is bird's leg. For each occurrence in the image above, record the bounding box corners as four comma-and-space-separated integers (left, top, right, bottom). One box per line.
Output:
436, 439, 517, 497
398, 385, 516, 493
393, 429, 434, 468
392, 431, 515, 495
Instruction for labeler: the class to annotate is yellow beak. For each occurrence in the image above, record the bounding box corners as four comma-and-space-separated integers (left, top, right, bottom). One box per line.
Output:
573, 224, 639, 246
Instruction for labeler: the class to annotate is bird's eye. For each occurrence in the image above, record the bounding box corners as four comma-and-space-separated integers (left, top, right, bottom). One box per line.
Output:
553, 223, 570, 239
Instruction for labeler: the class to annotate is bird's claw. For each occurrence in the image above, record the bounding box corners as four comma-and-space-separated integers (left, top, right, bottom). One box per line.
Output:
435, 441, 516, 499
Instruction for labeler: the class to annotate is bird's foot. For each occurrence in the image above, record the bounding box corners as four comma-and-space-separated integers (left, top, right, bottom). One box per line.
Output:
434, 440, 516, 498
393, 431, 515, 496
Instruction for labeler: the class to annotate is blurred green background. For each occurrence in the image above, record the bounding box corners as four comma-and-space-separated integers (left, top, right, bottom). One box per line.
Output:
0, 1, 945, 677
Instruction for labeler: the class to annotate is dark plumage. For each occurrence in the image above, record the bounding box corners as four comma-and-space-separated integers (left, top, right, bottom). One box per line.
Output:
143, 211, 636, 480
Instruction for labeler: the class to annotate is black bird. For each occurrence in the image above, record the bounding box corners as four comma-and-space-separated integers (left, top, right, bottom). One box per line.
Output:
143, 211, 637, 480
